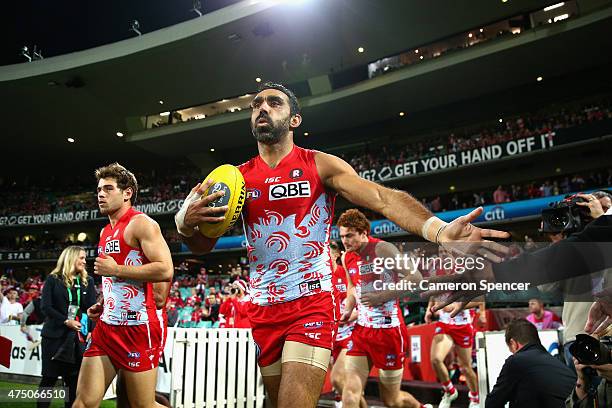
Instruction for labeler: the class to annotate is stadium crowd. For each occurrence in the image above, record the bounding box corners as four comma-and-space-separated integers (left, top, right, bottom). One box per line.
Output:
344, 99, 612, 173
1, 261, 251, 329
0, 98, 610, 220
1, 166, 610, 256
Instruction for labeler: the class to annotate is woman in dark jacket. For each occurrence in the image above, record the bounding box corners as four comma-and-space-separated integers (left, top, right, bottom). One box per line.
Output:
39, 246, 96, 408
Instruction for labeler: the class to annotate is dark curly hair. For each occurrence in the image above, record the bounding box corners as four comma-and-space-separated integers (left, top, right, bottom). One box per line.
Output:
95, 162, 139, 205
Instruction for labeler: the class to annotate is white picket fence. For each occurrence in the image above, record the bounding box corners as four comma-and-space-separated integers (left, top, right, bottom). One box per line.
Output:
170, 328, 265, 408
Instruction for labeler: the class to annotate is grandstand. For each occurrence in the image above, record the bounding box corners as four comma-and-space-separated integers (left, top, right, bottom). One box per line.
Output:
2, 0, 612, 407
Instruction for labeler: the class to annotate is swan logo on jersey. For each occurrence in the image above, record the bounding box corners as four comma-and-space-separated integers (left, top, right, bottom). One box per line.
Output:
125, 250, 143, 266
269, 181, 311, 201
104, 240, 120, 254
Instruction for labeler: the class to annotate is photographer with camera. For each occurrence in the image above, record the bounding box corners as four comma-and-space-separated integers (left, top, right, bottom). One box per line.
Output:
566, 333, 612, 407
575, 192, 611, 220
537, 191, 612, 372
426, 190, 612, 318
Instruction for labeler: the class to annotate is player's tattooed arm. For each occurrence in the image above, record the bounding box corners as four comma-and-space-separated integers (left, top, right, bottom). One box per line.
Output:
316, 152, 510, 260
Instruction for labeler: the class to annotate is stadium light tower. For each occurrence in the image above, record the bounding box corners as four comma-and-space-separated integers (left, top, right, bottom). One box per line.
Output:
191, 0, 203, 17
130, 20, 142, 36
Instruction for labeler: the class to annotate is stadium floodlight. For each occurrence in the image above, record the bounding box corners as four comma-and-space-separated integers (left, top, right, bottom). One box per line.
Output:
191, 0, 203, 17
20, 46, 32, 62
544, 2, 564, 11
130, 20, 142, 36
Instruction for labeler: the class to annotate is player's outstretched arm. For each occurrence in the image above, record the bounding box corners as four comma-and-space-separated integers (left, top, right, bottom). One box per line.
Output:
316, 152, 510, 258
94, 216, 173, 282
175, 181, 225, 255
316, 152, 431, 237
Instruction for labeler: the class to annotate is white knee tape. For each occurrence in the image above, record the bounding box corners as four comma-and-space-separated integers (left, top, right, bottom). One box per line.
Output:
379, 368, 403, 385
259, 359, 281, 377
281, 341, 331, 372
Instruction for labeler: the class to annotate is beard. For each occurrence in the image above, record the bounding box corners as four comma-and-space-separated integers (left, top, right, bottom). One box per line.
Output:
251, 113, 291, 145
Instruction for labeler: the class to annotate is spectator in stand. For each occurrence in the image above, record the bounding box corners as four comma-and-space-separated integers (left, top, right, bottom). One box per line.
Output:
20, 283, 44, 327
493, 185, 510, 204
0, 287, 23, 325
178, 297, 195, 327
166, 300, 178, 328
191, 302, 205, 326
526, 298, 562, 330
19, 282, 41, 306
219, 280, 250, 328
232, 280, 251, 328
205, 294, 220, 323
430, 196, 442, 212
540, 181, 554, 197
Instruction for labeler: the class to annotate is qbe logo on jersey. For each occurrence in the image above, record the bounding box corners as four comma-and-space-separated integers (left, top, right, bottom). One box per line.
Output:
269, 181, 311, 201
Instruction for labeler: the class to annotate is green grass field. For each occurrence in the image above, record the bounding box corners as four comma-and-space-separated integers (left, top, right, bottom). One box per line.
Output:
0, 381, 116, 407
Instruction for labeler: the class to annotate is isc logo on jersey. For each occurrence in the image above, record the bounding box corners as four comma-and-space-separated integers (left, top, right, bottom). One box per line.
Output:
269, 181, 311, 201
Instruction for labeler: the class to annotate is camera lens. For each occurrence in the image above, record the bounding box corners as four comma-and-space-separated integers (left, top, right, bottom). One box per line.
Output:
570, 334, 611, 365
549, 214, 569, 229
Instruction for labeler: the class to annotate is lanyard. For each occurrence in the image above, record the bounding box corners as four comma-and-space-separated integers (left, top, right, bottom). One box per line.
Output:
67, 277, 81, 307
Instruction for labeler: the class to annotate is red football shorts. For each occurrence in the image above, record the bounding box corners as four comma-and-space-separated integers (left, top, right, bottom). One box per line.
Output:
332, 336, 353, 364
347, 324, 407, 370
434, 322, 475, 348
84, 320, 165, 372
248, 291, 337, 368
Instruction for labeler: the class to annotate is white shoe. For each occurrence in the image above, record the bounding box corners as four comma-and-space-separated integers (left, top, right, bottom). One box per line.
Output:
438, 389, 459, 408
422, 405, 434, 408
468, 401, 481, 408
333, 401, 342, 408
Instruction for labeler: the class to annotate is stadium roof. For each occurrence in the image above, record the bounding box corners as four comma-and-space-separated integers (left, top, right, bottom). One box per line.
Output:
1, 0, 611, 173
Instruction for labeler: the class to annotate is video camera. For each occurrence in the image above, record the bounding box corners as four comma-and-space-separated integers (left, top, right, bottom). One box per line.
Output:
540, 194, 592, 234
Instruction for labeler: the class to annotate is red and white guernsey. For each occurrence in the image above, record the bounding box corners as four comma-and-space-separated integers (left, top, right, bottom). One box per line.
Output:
239, 146, 336, 306
438, 308, 473, 326
97, 207, 158, 325
345, 237, 402, 329
332, 264, 356, 341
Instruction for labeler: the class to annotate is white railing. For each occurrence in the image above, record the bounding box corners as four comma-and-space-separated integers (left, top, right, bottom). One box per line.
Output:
170, 328, 265, 408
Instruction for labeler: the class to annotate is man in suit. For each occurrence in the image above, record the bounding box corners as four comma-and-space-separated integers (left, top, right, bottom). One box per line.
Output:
486, 319, 576, 408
